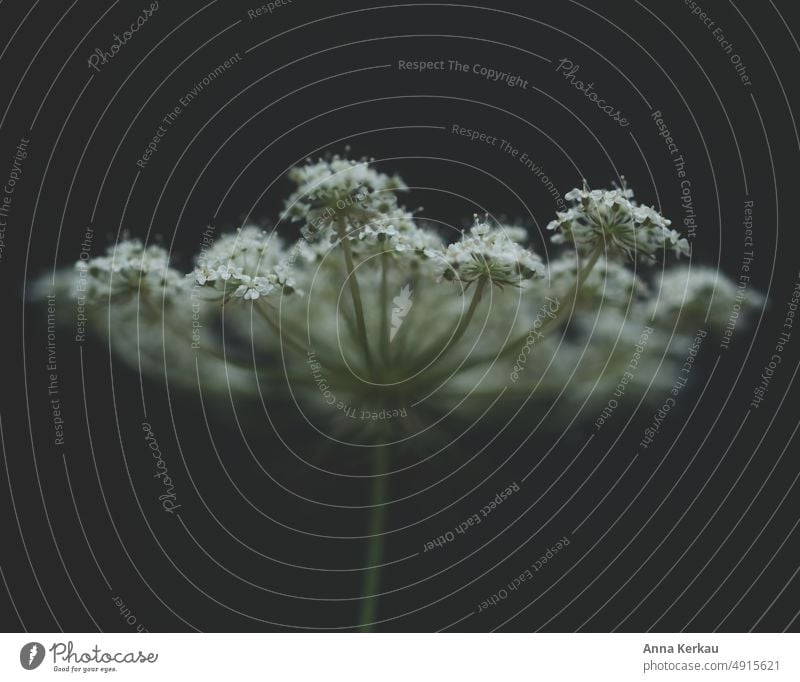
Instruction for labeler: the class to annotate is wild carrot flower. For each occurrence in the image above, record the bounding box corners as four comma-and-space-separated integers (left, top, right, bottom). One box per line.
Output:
547, 182, 690, 260
42, 159, 758, 422
37, 158, 764, 630
432, 215, 544, 287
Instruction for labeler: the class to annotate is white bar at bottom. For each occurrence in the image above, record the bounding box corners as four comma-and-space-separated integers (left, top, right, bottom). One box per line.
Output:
1, 633, 796, 681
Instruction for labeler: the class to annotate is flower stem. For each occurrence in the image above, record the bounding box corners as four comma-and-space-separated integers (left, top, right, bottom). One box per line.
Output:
402, 276, 488, 383
429, 276, 488, 364
254, 302, 309, 357
380, 250, 390, 364
502, 245, 603, 354
436, 245, 604, 375
358, 445, 388, 631
337, 217, 373, 373
515, 243, 604, 345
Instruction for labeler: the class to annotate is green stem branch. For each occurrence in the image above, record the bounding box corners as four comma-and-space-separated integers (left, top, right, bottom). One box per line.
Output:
254, 302, 310, 358
428, 245, 604, 378
380, 250, 390, 364
424, 276, 488, 366
337, 217, 373, 373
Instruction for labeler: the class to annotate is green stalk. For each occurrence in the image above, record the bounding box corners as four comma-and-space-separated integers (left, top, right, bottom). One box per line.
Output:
379, 250, 390, 364
421, 245, 604, 381
254, 302, 310, 357
540, 243, 603, 334
414, 276, 488, 371
358, 445, 388, 631
472, 244, 603, 367
445, 276, 488, 352
337, 217, 373, 373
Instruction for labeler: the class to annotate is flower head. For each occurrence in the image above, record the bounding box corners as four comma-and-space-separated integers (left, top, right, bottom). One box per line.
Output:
76, 240, 183, 302
547, 181, 690, 260
188, 226, 298, 300
284, 156, 407, 237
646, 264, 764, 331
37, 157, 760, 438
432, 216, 543, 287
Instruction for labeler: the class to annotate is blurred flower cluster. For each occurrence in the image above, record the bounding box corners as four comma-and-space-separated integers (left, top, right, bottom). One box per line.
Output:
42, 157, 762, 432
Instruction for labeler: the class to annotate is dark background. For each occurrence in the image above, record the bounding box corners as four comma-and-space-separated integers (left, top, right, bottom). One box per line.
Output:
1, 0, 799, 632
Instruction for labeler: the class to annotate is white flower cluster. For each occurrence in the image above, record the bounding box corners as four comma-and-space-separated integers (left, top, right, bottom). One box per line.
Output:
284, 156, 407, 237
354, 218, 444, 256
431, 216, 544, 287
547, 184, 690, 260
38, 158, 762, 430
648, 264, 764, 330
76, 240, 183, 303
189, 226, 298, 301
